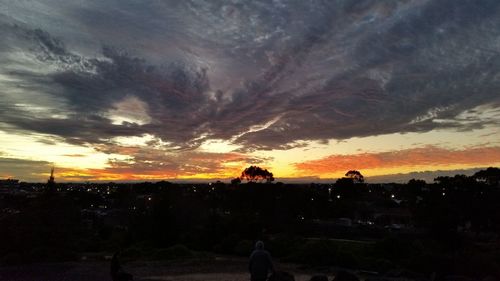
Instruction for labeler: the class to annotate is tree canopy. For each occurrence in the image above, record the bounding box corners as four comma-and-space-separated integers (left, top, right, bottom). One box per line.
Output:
240, 166, 274, 183
345, 170, 364, 183
230, 177, 241, 185
473, 167, 500, 186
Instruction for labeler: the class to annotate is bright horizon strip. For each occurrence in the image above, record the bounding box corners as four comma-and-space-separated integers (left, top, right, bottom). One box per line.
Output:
1, 123, 499, 182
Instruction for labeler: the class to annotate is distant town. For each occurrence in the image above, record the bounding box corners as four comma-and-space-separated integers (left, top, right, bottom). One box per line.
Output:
1, 167, 499, 278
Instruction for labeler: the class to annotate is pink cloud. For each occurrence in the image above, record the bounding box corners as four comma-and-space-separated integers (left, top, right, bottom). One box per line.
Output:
295, 146, 500, 175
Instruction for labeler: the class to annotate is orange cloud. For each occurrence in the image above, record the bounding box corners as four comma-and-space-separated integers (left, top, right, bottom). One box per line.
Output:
295, 146, 500, 176
50, 151, 258, 181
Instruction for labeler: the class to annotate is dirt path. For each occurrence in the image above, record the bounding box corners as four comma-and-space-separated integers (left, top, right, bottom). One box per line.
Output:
141, 272, 312, 281
0, 257, 333, 281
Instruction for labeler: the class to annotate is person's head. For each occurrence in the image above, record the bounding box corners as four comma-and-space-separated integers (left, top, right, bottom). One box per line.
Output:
255, 240, 264, 250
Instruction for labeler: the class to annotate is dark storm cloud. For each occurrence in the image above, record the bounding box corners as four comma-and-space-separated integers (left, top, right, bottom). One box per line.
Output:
1, 0, 500, 151
0, 158, 52, 181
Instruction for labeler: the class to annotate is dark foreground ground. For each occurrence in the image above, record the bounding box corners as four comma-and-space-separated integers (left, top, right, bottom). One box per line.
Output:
0, 256, 321, 281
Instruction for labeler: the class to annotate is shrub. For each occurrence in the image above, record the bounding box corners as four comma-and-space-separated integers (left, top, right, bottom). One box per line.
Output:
234, 240, 253, 256
290, 240, 339, 265
152, 244, 194, 260
267, 234, 301, 257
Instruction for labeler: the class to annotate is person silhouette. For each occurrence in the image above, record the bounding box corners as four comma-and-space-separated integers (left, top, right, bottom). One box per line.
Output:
249, 241, 274, 281
110, 251, 133, 281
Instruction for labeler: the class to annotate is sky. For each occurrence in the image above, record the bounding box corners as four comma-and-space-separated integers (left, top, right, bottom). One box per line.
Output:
1, 0, 499, 183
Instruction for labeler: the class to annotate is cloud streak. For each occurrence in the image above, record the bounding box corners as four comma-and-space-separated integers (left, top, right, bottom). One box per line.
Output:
1, 149, 268, 182
295, 146, 500, 176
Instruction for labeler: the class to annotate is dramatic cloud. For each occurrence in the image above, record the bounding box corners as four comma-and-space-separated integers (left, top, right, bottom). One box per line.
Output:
0, 158, 53, 182
0, 149, 268, 182
1, 1, 499, 180
295, 146, 500, 176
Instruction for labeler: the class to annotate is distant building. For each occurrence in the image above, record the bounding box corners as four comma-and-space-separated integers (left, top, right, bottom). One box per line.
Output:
373, 207, 413, 228
0, 179, 20, 189
46, 167, 56, 192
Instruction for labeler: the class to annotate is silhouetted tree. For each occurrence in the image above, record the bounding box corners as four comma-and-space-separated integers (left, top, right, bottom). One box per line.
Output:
407, 179, 426, 197
408, 178, 426, 186
231, 177, 242, 185
240, 166, 274, 183
473, 167, 500, 186
434, 174, 477, 191
345, 170, 364, 183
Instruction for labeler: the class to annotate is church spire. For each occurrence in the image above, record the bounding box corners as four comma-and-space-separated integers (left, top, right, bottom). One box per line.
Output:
47, 166, 56, 192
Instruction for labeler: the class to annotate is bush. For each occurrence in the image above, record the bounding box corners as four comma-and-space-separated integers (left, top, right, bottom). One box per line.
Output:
1, 252, 25, 265
121, 247, 144, 259
267, 234, 301, 257
213, 234, 241, 254
336, 249, 360, 269
234, 240, 253, 256
285, 239, 370, 268
290, 240, 339, 265
361, 257, 394, 273
152, 244, 194, 260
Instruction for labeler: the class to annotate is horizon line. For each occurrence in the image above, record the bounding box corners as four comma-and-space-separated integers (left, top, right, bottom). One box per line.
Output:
5, 166, 493, 184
